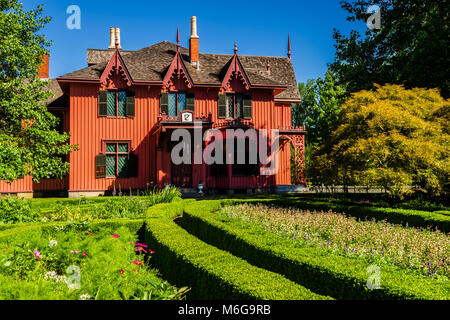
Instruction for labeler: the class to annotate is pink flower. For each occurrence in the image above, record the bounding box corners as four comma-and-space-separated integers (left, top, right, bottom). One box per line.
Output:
33, 250, 41, 260
135, 243, 148, 248
133, 260, 143, 266
149, 250, 155, 254
119, 269, 124, 274
82, 252, 87, 257
135, 247, 147, 253
71, 251, 80, 255
113, 234, 120, 239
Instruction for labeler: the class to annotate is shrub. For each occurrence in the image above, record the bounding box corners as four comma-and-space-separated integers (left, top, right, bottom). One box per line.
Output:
0, 197, 38, 224
145, 186, 182, 206
182, 200, 450, 300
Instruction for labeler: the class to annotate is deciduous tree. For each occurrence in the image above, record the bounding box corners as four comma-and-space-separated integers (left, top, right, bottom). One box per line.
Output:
309, 84, 449, 198
0, 0, 77, 182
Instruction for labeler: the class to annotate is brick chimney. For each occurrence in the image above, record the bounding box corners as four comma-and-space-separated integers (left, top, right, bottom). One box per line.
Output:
39, 54, 49, 80
189, 16, 199, 69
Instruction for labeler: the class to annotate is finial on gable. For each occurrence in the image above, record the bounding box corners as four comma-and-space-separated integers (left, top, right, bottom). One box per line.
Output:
177, 27, 180, 51
234, 43, 238, 55
288, 34, 291, 59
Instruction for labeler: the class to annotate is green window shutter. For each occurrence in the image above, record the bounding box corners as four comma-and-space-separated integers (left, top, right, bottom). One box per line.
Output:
128, 152, 138, 177
186, 93, 195, 112
95, 154, 106, 178
160, 92, 169, 115
218, 94, 227, 119
98, 91, 108, 117
126, 91, 135, 117
243, 95, 252, 119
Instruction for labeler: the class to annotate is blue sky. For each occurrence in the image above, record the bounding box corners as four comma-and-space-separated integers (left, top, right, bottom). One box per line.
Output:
23, 0, 367, 84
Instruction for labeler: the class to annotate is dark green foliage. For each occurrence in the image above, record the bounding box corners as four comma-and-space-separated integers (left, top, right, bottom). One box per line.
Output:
144, 200, 331, 300
330, 0, 450, 98
182, 200, 449, 300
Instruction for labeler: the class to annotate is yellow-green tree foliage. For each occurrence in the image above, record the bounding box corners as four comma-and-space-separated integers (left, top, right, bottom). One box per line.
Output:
309, 84, 449, 198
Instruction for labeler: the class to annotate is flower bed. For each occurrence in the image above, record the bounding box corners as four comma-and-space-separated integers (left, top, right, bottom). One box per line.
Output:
182, 200, 450, 300
221, 203, 450, 278
0, 219, 188, 300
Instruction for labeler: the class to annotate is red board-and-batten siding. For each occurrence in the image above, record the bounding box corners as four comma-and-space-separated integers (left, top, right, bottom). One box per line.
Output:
68, 82, 157, 192
0, 81, 294, 194
68, 80, 293, 192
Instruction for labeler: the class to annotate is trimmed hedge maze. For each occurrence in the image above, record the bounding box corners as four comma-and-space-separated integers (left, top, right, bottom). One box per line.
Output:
1, 197, 447, 300
144, 200, 332, 300
182, 200, 450, 300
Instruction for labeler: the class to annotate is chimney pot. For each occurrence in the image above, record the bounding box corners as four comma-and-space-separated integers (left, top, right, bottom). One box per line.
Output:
108, 28, 115, 49
115, 28, 122, 49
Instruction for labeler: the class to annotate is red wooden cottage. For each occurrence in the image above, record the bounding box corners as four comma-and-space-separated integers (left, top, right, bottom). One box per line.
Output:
0, 17, 305, 198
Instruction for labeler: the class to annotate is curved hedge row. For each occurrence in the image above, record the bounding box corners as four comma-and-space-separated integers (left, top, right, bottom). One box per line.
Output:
144, 200, 332, 300
182, 200, 450, 300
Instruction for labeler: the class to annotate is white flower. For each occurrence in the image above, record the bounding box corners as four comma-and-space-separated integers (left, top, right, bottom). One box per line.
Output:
49, 240, 58, 248
44, 271, 58, 280
79, 294, 91, 300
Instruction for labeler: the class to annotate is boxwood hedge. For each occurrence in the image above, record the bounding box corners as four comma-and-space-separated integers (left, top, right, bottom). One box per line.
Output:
182, 200, 450, 300
144, 200, 332, 300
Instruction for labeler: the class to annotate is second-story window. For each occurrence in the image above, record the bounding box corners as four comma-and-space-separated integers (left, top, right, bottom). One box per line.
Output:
98, 90, 135, 118
160, 92, 195, 117
168, 92, 186, 117
218, 94, 252, 120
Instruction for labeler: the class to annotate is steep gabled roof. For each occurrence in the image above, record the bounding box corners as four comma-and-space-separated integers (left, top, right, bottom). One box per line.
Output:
58, 41, 301, 102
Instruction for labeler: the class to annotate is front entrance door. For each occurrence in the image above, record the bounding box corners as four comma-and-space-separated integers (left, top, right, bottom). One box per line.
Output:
170, 140, 193, 188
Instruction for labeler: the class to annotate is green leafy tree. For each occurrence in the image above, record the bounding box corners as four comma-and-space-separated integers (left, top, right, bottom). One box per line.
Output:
330, 0, 450, 98
0, 1, 77, 183
309, 84, 450, 198
293, 71, 347, 147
